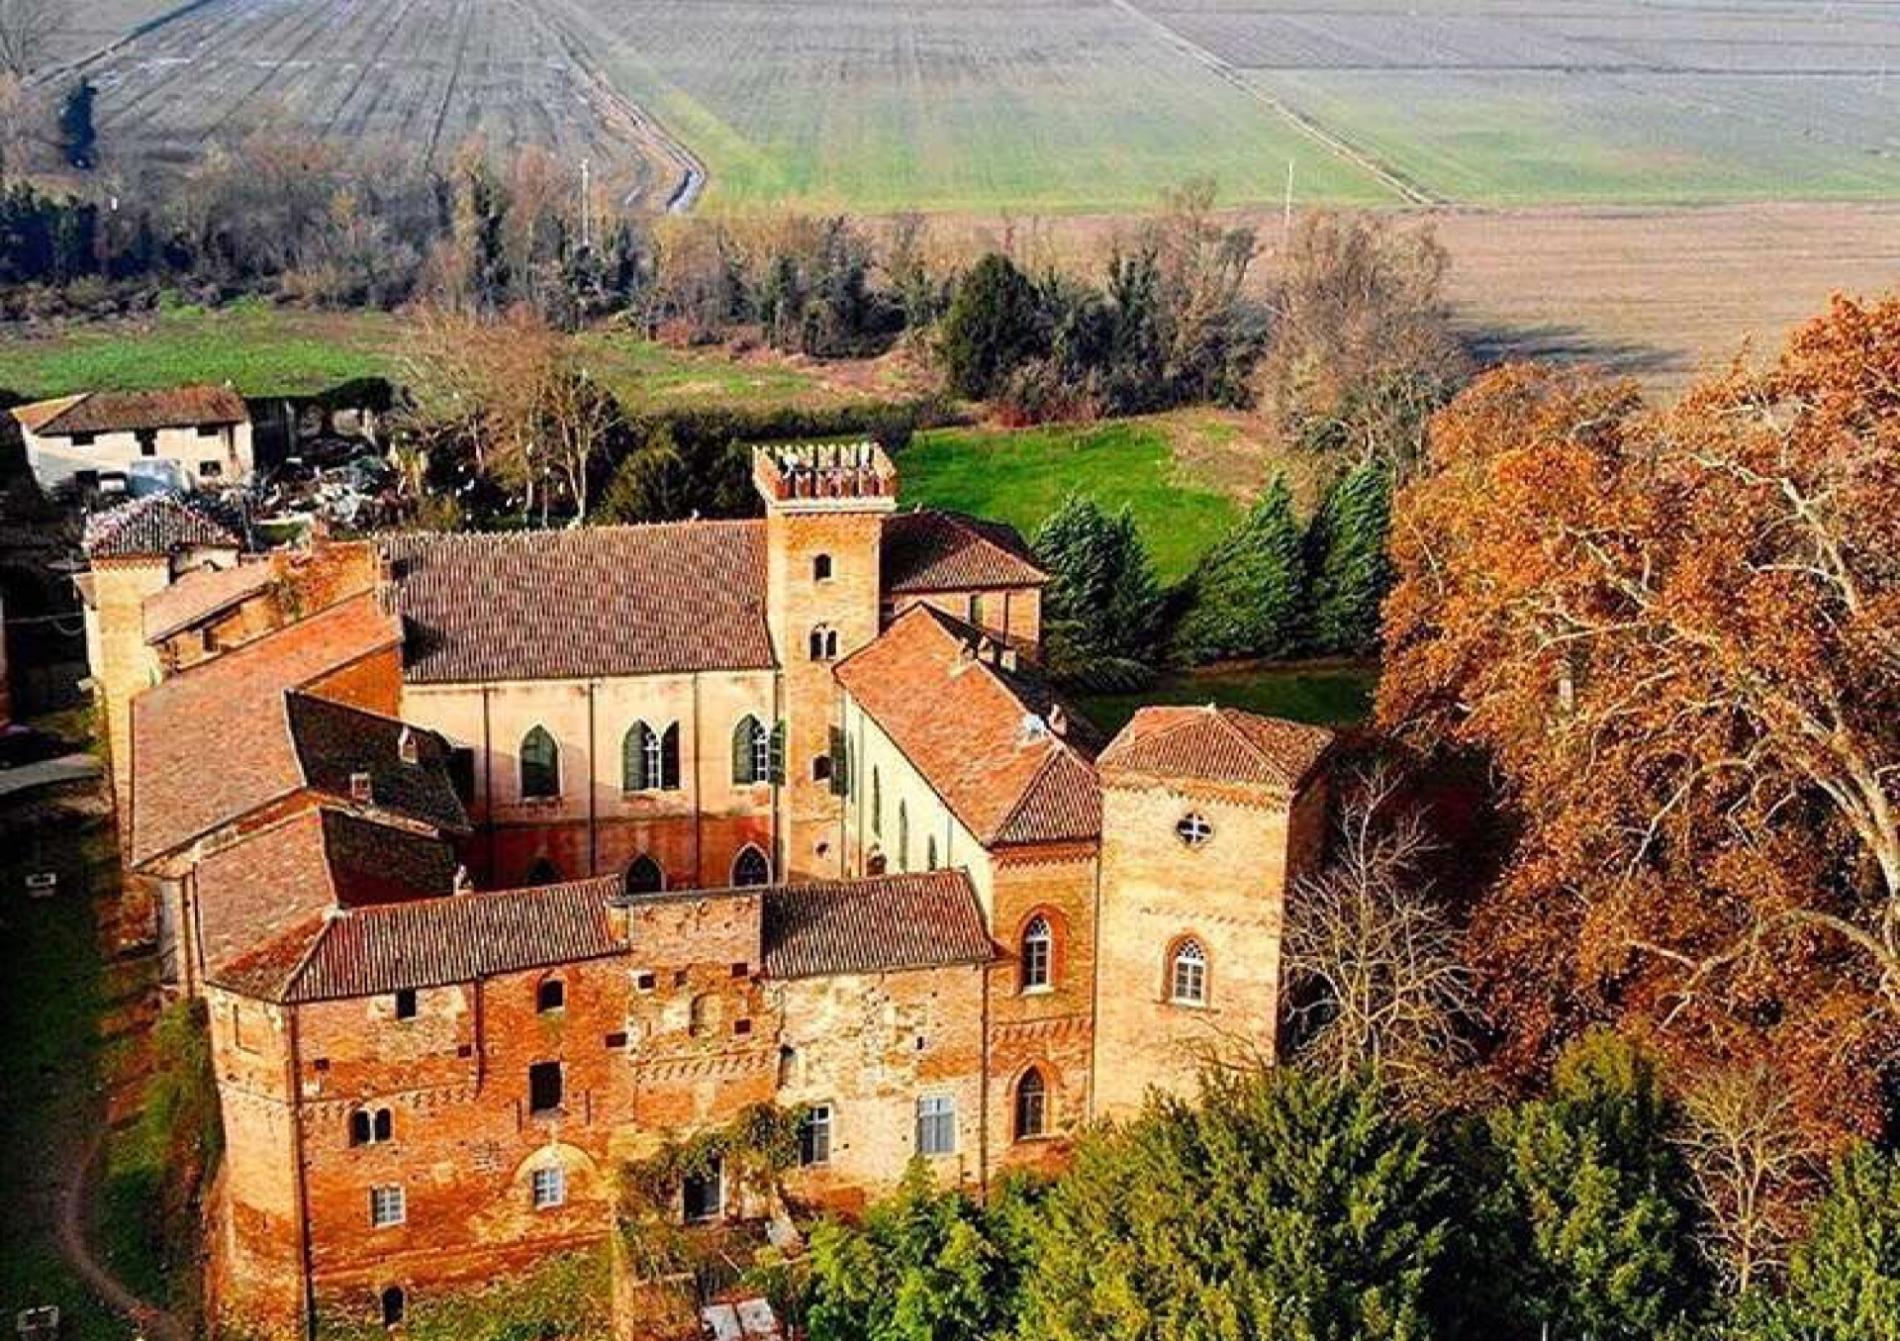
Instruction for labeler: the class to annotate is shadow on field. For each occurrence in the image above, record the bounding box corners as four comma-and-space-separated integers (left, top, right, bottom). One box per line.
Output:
1462, 321, 1686, 383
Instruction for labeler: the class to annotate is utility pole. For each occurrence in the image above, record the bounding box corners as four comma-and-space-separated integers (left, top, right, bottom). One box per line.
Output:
580, 156, 592, 251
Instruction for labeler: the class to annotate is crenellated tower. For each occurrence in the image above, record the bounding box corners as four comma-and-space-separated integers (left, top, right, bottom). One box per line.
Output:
754, 443, 897, 879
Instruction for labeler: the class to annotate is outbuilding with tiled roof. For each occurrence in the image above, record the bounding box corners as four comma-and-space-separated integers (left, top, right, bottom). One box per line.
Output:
18, 386, 254, 494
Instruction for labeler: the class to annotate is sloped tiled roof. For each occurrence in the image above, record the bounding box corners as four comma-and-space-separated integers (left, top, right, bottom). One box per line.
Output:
382, 523, 776, 683
192, 809, 459, 977
835, 604, 1100, 848
129, 593, 403, 864
83, 493, 241, 559
761, 871, 994, 979
1098, 705, 1334, 792
20, 385, 247, 436
286, 691, 470, 834
881, 509, 1046, 593
142, 557, 276, 643
213, 875, 626, 1003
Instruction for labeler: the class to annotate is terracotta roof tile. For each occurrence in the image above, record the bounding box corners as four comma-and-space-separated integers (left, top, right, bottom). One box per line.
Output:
193, 809, 459, 976
129, 593, 403, 863
142, 557, 276, 643
286, 692, 470, 834
216, 876, 627, 1003
882, 509, 1045, 593
761, 871, 993, 978
836, 605, 1100, 847
1098, 705, 1334, 792
83, 494, 242, 559
382, 523, 775, 683
22, 385, 247, 436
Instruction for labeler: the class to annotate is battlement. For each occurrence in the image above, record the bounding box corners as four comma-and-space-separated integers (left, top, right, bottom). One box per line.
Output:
753, 441, 898, 512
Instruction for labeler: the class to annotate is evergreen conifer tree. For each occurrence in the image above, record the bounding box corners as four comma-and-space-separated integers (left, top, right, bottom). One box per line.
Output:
1475, 1031, 1706, 1341
1734, 1146, 1900, 1341
58, 78, 96, 170
938, 253, 1047, 399
1031, 495, 1164, 689
1306, 458, 1394, 656
1173, 473, 1305, 664
1017, 1069, 1451, 1341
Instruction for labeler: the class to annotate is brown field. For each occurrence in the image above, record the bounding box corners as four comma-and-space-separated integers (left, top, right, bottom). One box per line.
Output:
937, 200, 1900, 399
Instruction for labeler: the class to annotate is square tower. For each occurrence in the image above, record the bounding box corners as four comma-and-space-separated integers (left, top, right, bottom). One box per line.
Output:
753, 443, 898, 879
1090, 706, 1333, 1119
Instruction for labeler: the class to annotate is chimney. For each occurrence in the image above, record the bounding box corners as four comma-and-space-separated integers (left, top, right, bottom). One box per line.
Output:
452, 865, 472, 894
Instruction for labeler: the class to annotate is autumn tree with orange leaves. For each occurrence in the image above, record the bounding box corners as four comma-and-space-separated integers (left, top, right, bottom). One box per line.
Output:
1379, 294, 1900, 1139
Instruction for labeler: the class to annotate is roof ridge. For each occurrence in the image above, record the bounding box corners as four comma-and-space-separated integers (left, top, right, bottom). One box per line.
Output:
1210, 704, 1280, 771
379, 517, 761, 546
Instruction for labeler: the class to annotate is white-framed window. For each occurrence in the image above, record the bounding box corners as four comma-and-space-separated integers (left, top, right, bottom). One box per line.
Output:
916, 1094, 956, 1156
1176, 812, 1213, 848
1021, 916, 1053, 991
369, 1184, 406, 1228
531, 1165, 567, 1210
798, 1104, 833, 1167
1170, 939, 1208, 1005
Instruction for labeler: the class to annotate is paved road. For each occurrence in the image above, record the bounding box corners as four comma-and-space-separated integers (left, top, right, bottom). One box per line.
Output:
0, 754, 103, 799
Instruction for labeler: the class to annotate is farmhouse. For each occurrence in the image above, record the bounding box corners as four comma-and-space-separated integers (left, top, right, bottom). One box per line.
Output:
89, 444, 1333, 1338
12, 384, 254, 495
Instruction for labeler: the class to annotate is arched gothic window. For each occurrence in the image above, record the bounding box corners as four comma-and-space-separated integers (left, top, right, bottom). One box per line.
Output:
732, 715, 770, 785
1021, 915, 1053, 991
897, 801, 910, 873
1014, 1067, 1048, 1141
732, 845, 770, 887
1170, 938, 1208, 1005
871, 766, 883, 836
926, 835, 939, 870
625, 854, 665, 896
380, 1286, 406, 1327
813, 554, 833, 581
624, 722, 681, 792
520, 726, 559, 799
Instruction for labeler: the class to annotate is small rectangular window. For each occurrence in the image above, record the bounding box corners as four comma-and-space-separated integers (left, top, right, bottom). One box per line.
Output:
916, 1095, 956, 1156
394, 989, 418, 1020
197, 423, 220, 437
370, 1185, 406, 1228
529, 1061, 563, 1116
604, 1031, 629, 1049
635, 971, 657, 992
70, 432, 97, 447
683, 1160, 723, 1224
198, 460, 223, 478
799, 1105, 832, 1167
531, 1166, 566, 1210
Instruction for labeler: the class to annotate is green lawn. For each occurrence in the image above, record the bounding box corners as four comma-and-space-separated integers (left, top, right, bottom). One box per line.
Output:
0, 789, 140, 1341
572, 332, 826, 410
0, 300, 401, 399
897, 420, 1243, 584
1078, 661, 1377, 738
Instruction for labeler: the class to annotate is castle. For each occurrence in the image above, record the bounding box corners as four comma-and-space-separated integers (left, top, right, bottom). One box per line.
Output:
83, 445, 1334, 1338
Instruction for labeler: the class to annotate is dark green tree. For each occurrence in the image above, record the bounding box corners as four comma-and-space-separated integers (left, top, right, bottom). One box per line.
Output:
1733, 1146, 1900, 1341
59, 79, 96, 171
937, 252, 1047, 399
1473, 1031, 1706, 1340
1031, 495, 1164, 689
1017, 1069, 1451, 1341
806, 1160, 1028, 1341
1304, 458, 1394, 657
1172, 474, 1306, 664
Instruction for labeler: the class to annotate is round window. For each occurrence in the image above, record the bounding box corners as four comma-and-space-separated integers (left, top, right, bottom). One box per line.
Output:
1175, 812, 1213, 848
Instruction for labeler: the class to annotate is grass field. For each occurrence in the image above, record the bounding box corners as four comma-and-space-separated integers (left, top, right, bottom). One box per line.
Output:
1078, 660, 1376, 736
0, 303, 852, 409
0, 301, 400, 399
897, 419, 1247, 584
64, 0, 1900, 212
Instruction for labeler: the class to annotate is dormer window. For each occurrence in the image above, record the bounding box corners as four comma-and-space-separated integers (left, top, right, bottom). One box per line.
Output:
350, 771, 374, 804
397, 727, 419, 766
813, 554, 833, 582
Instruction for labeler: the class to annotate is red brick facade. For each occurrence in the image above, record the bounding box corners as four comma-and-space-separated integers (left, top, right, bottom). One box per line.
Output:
97, 447, 1335, 1339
